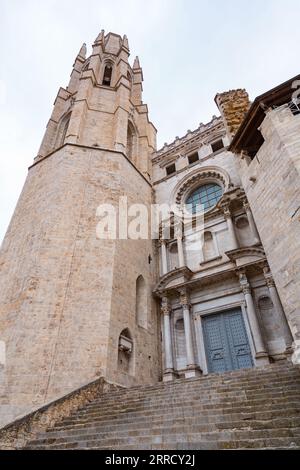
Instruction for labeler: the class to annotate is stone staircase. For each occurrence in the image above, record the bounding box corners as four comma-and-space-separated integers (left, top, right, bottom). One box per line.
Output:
25, 363, 300, 450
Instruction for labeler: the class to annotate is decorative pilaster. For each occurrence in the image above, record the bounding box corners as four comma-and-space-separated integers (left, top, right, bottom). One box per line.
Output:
263, 267, 293, 351
223, 204, 239, 250
174, 222, 185, 268
238, 271, 269, 364
179, 288, 201, 378
243, 200, 260, 245
161, 297, 176, 382
160, 240, 168, 276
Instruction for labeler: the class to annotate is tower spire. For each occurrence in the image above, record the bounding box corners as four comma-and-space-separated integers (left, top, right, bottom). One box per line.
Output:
78, 43, 87, 59
133, 56, 140, 69
122, 34, 129, 51
94, 29, 105, 45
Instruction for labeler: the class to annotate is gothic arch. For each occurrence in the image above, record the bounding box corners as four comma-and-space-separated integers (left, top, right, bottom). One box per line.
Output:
102, 60, 114, 87
55, 112, 71, 148
127, 120, 138, 162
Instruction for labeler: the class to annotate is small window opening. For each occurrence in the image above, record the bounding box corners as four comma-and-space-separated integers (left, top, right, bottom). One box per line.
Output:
166, 163, 176, 176
211, 139, 224, 153
103, 65, 113, 86
188, 152, 199, 165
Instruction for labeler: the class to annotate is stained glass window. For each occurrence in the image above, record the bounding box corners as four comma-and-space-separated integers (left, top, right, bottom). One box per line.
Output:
186, 183, 223, 213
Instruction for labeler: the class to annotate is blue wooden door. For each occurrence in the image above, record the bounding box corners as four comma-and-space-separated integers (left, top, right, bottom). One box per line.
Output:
202, 309, 253, 373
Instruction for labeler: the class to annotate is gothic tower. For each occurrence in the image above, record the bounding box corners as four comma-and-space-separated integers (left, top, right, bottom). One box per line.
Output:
0, 31, 159, 427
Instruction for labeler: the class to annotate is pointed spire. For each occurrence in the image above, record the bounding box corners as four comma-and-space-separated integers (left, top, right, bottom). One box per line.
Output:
78, 43, 87, 59
133, 56, 140, 69
94, 29, 104, 44
122, 34, 129, 51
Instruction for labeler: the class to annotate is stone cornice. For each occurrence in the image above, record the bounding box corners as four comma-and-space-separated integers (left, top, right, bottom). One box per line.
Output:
153, 117, 225, 164
153, 267, 193, 297
225, 246, 266, 269
153, 264, 238, 297
30, 143, 152, 187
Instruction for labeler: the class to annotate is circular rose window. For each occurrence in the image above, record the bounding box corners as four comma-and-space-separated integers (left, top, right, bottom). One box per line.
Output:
186, 183, 223, 213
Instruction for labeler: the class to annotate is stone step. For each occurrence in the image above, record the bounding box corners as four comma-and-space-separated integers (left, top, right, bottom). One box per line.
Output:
24, 363, 300, 450
88, 381, 300, 406
67, 395, 300, 421
50, 401, 300, 430
91, 379, 300, 399
45, 408, 300, 435
91, 367, 299, 397
32, 421, 300, 446
27, 432, 300, 450
37, 415, 300, 440
81, 387, 300, 411
49, 407, 300, 435
92, 372, 300, 399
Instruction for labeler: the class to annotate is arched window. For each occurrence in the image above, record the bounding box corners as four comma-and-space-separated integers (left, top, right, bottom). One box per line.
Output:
118, 328, 134, 375
136, 275, 147, 328
102, 64, 113, 86
56, 113, 71, 148
203, 231, 216, 261
127, 121, 135, 161
186, 183, 223, 214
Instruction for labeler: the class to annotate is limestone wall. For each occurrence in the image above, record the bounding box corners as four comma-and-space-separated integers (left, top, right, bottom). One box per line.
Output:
0, 144, 160, 427
236, 105, 300, 344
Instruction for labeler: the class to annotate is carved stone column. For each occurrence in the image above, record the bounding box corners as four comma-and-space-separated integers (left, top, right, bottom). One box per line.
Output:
179, 288, 201, 378
263, 268, 293, 351
161, 296, 176, 382
243, 200, 260, 245
160, 240, 168, 276
238, 271, 269, 365
223, 203, 239, 250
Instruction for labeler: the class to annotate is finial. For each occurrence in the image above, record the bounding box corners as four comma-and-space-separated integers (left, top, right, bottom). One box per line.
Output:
78, 43, 87, 58
133, 56, 140, 69
122, 34, 129, 50
94, 29, 105, 44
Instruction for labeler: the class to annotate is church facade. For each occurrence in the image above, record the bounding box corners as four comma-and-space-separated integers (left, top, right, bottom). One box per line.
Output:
0, 31, 299, 428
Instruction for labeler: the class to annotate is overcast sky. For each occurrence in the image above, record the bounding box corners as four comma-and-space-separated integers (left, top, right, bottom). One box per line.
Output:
1, 0, 299, 243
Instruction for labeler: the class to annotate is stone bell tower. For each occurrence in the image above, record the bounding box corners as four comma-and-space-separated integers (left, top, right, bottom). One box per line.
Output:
0, 31, 159, 427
